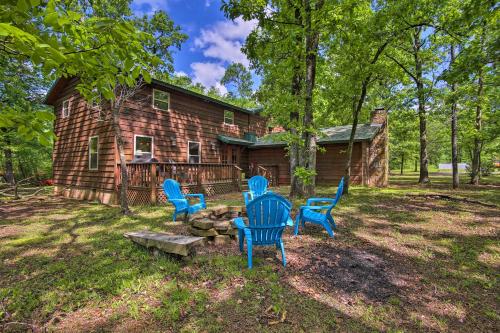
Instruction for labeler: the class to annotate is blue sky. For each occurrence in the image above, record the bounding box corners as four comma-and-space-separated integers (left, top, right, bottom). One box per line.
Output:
131, 0, 258, 94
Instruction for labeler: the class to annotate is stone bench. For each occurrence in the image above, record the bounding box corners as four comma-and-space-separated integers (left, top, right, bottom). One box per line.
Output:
124, 231, 205, 257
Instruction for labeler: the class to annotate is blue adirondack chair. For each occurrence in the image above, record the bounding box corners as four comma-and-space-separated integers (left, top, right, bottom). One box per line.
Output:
233, 193, 291, 269
243, 175, 271, 205
294, 177, 344, 237
162, 179, 206, 221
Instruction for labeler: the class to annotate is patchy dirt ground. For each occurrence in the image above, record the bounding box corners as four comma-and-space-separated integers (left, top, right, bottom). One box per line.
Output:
1, 178, 499, 332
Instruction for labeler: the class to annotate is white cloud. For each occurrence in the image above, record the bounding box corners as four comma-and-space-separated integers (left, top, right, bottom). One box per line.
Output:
193, 17, 257, 66
205, 0, 212, 7
190, 62, 228, 95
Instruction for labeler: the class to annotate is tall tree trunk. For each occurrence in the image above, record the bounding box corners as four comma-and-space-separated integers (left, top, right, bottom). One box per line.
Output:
400, 153, 405, 175
413, 28, 429, 184
470, 68, 483, 185
111, 102, 132, 215
450, 44, 459, 189
4, 143, 15, 185
302, 0, 323, 196
343, 41, 388, 194
344, 77, 370, 195
289, 7, 304, 198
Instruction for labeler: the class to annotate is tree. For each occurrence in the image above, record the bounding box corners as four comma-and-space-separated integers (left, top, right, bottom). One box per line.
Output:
135, 10, 187, 76
223, 0, 330, 197
0, 54, 54, 185
221, 63, 253, 99
0, 1, 186, 213
389, 108, 420, 174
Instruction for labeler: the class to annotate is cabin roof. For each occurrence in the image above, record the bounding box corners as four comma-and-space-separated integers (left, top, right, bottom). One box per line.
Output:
250, 123, 382, 148
217, 134, 255, 146
44, 77, 262, 115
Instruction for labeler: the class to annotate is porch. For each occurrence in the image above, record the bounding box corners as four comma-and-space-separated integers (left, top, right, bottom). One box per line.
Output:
116, 162, 280, 206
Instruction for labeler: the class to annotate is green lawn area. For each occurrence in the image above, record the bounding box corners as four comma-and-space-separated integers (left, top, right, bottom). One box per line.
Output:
1, 173, 499, 332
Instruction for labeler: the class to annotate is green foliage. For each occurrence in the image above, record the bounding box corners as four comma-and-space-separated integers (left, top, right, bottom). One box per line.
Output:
134, 10, 188, 75
293, 166, 317, 185
221, 62, 254, 99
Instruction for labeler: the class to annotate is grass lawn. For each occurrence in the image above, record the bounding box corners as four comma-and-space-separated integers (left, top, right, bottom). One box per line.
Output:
1, 173, 499, 332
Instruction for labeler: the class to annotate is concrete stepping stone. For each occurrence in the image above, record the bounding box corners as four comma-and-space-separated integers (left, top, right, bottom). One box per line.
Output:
124, 231, 205, 257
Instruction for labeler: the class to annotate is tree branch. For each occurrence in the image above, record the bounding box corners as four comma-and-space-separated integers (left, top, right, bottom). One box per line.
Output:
386, 54, 418, 82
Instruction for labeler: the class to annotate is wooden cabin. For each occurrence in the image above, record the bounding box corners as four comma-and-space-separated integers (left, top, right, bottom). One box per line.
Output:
45, 77, 388, 205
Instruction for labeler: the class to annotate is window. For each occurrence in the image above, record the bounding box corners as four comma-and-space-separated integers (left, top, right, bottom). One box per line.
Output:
62, 99, 70, 118
153, 89, 169, 111
224, 110, 234, 125
188, 141, 201, 163
89, 136, 98, 170
134, 135, 153, 158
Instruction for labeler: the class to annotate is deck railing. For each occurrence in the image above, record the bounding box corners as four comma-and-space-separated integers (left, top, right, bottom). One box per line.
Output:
117, 162, 241, 188
255, 165, 279, 187
117, 162, 243, 204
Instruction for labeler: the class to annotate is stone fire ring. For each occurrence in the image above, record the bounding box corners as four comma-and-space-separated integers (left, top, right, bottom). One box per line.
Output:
187, 205, 245, 245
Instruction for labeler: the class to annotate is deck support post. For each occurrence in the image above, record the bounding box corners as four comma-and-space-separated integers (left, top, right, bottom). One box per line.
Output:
150, 163, 157, 205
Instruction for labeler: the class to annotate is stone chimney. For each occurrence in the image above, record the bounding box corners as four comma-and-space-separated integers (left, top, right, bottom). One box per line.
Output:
367, 107, 389, 187
370, 107, 387, 125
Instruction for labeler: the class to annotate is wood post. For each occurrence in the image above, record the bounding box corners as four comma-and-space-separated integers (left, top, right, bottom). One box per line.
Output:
196, 165, 203, 193
150, 163, 157, 204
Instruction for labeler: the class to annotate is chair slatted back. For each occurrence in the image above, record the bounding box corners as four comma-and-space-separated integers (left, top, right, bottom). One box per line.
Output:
246, 193, 291, 245
162, 179, 188, 210
248, 175, 269, 198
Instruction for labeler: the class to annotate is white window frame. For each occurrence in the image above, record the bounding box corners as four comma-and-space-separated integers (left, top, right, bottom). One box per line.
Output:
152, 89, 170, 111
134, 135, 154, 158
88, 136, 99, 170
187, 141, 201, 164
62, 99, 71, 118
224, 110, 234, 125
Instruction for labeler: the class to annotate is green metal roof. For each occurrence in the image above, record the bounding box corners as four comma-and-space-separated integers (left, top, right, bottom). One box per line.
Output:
250, 123, 381, 148
217, 135, 255, 146
152, 79, 261, 115
45, 77, 263, 115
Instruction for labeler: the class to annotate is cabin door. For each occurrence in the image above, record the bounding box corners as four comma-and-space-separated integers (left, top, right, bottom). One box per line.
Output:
228, 145, 240, 165
221, 144, 240, 166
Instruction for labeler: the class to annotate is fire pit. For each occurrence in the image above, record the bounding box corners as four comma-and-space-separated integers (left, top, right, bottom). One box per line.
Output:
187, 206, 246, 245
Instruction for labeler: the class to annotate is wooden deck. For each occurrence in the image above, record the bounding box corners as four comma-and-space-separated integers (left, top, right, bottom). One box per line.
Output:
117, 162, 243, 205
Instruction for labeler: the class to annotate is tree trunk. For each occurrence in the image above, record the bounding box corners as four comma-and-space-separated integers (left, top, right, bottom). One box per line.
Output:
343, 41, 388, 194
302, 0, 323, 196
344, 77, 370, 195
413, 28, 429, 184
111, 101, 132, 215
450, 44, 459, 189
400, 153, 405, 175
470, 68, 483, 185
3, 142, 15, 186
289, 7, 304, 198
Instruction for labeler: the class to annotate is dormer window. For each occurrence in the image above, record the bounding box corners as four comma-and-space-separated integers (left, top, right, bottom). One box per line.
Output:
224, 110, 234, 125
62, 99, 70, 118
153, 89, 169, 111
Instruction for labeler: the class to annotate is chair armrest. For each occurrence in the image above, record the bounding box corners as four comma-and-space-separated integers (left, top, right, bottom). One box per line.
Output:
300, 205, 331, 211
243, 192, 251, 206
186, 193, 205, 206
306, 197, 336, 206
286, 216, 294, 227
233, 217, 247, 230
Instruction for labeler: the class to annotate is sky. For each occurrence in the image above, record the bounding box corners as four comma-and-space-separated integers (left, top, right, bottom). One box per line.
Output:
131, 0, 258, 95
